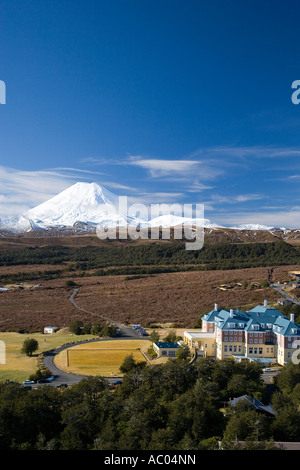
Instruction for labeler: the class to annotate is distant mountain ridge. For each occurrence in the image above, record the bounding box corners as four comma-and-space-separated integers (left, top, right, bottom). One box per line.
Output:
0, 182, 297, 241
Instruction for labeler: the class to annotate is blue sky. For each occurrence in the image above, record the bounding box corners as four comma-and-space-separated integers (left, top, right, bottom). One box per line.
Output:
1, 0, 300, 227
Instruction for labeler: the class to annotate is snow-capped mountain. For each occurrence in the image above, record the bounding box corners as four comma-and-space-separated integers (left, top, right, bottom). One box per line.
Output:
0, 182, 291, 234
145, 213, 219, 229
0, 182, 218, 231
25, 182, 129, 229
226, 224, 279, 231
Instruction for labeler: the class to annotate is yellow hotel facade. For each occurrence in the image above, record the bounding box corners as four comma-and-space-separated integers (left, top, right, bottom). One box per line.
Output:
184, 301, 300, 366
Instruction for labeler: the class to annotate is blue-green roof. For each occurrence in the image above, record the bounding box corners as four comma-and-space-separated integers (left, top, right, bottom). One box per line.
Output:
154, 342, 180, 349
202, 302, 300, 336
248, 305, 284, 317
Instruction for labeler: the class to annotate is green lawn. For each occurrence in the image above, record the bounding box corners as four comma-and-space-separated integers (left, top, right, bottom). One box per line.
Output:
0, 328, 95, 382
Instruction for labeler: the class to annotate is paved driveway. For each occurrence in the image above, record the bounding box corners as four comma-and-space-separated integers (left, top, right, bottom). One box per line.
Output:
271, 282, 300, 306
42, 335, 149, 387
40, 287, 149, 387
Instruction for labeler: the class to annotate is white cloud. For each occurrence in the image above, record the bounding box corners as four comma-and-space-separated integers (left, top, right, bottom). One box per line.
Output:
186, 181, 214, 192
127, 155, 223, 181
0, 166, 85, 215
101, 181, 139, 193
190, 145, 300, 160
128, 156, 199, 176
210, 193, 265, 204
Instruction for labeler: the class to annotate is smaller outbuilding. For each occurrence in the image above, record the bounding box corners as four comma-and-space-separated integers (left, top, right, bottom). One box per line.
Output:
228, 395, 275, 416
153, 342, 180, 358
43, 326, 58, 334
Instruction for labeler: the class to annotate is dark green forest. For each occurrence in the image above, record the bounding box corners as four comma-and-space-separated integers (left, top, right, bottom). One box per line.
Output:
1, 357, 300, 450
0, 241, 299, 282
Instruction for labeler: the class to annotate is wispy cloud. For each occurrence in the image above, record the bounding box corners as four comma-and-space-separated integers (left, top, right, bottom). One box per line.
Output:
189, 145, 300, 160
210, 193, 266, 204
0, 166, 91, 215
101, 181, 139, 193
186, 181, 214, 193
127, 155, 223, 181
128, 156, 199, 176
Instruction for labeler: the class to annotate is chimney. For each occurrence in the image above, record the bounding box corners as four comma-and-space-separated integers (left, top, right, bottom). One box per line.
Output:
214, 303, 218, 311
264, 299, 268, 307
291, 314, 295, 323
230, 309, 234, 318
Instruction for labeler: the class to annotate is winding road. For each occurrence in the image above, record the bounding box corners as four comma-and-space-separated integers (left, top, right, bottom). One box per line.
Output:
68, 287, 142, 338
41, 287, 282, 389
41, 287, 147, 387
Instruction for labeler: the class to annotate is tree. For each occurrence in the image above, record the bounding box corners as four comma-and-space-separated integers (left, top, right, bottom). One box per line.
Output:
223, 404, 271, 442
100, 323, 117, 337
227, 374, 250, 397
176, 344, 190, 361
90, 322, 104, 335
275, 362, 300, 395
147, 344, 158, 359
149, 330, 160, 343
69, 320, 83, 335
119, 354, 137, 373
163, 330, 182, 343
82, 323, 92, 334
29, 368, 51, 382
21, 338, 39, 357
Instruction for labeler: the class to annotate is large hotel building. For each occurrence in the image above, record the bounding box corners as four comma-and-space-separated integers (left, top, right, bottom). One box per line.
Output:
184, 300, 300, 366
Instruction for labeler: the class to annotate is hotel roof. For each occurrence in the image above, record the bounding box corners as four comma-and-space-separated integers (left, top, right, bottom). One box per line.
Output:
273, 316, 300, 336
202, 302, 300, 336
248, 305, 284, 317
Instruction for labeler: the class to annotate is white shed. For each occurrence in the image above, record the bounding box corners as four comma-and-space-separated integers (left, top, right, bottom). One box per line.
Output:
44, 326, 58, 334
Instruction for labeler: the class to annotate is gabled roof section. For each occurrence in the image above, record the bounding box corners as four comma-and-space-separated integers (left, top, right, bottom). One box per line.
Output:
216, 309, 251, 330
202, 307, 224, 322
228, 395, 276, 416
248, 305, 284, 317
273, 316, 300, 336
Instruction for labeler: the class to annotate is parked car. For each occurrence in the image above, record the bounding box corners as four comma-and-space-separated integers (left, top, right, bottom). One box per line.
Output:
110, 380, 122, 386
138, 328, 149, 336
23, 380, 35, 384
263, 368, 275, 372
